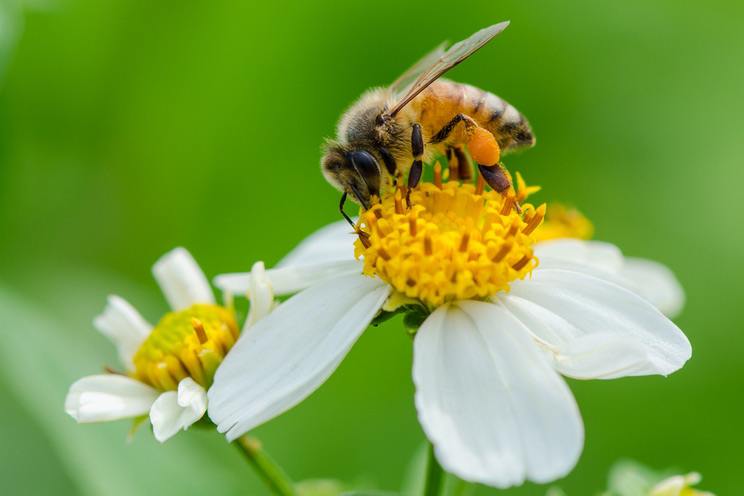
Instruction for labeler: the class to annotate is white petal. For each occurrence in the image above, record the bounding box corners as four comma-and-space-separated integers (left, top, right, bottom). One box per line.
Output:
619, 257, 685, 318
277, 220, 357, 267
502, 268, 691, 379
149, 378, 207, 443
535, 239, 624, 273
93, 295, 151, 370
413, 301, 583, 487
536, 239, 685, 318
243, 261, 274, 330
214, 260, 362, 298
65, 374, 158, 423
208, 273, 389, 441
152, 247, 214, 310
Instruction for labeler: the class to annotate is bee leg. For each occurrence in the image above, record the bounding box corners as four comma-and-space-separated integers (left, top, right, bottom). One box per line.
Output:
453, 146, 472, 181
429, 113, 478, 144
469, 127, 520, 212
406, 123, 424, 207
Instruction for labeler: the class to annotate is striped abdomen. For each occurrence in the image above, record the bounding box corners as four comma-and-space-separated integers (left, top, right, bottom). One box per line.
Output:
412, 80, 535, 152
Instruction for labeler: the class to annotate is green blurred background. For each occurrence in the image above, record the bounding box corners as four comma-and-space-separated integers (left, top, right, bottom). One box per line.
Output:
1, 0, 742, 494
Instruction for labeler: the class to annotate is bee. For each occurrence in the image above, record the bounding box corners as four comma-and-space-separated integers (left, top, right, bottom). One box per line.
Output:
321, 21, 535, 225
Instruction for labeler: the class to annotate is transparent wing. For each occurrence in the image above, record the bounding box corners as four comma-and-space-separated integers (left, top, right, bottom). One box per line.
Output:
386, 21, 510, 117
389, 42, 448, 96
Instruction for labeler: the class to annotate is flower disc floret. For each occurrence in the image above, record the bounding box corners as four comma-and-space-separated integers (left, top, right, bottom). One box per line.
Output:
132, 304, 238, 390
355, 182, 545, 307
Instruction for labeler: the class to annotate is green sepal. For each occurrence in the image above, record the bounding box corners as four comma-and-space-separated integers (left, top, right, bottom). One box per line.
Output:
127, 415, 149, 441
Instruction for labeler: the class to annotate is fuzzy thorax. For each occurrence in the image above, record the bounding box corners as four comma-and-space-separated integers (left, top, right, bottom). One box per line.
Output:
355, 182, 545, 308
132, 304, 238, 390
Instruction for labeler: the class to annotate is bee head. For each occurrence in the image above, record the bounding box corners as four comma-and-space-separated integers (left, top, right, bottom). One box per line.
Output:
321, 142, 381, 209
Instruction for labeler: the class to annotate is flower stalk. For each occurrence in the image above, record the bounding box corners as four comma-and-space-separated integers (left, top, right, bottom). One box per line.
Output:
235, 434, 297, 496
423, 443, 444, 496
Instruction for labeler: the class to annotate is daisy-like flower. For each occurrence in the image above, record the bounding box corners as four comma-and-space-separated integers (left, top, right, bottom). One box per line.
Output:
650, 473, 714, 496
209, 175, 691, 487
605, 460, 714, 496
65, 248, 268, 442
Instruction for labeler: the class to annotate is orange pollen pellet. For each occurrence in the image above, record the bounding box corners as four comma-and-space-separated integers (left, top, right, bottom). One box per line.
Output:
512, 255, 531, 271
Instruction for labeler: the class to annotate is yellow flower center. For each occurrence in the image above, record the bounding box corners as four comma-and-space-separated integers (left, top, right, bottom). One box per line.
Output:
355, 181, 545, 308
132, 304, 238, 390
534, 203, 594, 242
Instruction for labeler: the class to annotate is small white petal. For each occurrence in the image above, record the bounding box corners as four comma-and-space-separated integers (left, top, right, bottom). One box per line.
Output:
214, 260, 361, 298
93, 295, 152, 370
150, 378, 207, 443
277, 220, 357, 267
243, 261, 274, 330
65, 375, 158, 423
208, 273, 389, 441
619, 257, 685, 318
152, 247, 214, 310
413, 301, 583, 488
502, 267, 691, 379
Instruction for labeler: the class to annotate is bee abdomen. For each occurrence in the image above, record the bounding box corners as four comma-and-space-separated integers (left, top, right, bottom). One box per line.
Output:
422, 81, 535, 152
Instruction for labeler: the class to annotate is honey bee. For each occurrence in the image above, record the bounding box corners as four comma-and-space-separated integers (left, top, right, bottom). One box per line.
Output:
321, 21, 535, 224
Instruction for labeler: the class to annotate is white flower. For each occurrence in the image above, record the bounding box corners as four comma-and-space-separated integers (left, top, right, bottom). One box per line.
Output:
651, 473, 714, 496
209, 185, 691, 488
65, 248, 271, 442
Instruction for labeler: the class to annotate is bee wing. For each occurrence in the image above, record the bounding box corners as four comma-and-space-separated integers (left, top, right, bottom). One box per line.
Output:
389, 41, 448, 96
386, 21, 510, 117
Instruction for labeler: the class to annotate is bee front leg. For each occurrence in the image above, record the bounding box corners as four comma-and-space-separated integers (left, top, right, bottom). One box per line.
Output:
406, 123, 424, 206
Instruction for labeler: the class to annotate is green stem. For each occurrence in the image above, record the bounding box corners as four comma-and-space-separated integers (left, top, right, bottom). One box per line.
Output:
423, 443, 444, 496
235, 434, 296, 496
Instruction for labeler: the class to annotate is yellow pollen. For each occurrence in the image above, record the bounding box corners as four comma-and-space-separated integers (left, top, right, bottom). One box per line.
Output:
355, 182, 543, 308
132, 304, 238, 390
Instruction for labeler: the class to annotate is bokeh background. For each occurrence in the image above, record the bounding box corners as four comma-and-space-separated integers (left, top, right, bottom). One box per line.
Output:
1, 0, 742, 494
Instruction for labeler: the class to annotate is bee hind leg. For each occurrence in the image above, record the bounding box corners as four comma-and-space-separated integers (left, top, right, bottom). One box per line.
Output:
449, 145, 472, 181
469, 127, 521, 213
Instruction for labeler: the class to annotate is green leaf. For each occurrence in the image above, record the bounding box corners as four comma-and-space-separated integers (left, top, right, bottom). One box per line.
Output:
0, 280, 262, 495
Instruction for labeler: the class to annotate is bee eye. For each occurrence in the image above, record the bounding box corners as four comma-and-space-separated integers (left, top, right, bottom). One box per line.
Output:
348, 150, 381, 196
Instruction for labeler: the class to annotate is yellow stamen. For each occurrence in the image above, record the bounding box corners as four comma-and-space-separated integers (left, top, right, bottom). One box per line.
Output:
191, 318, 208, 344
355, 182, 540, 308
132, 304, 238, 390
433, 161, 443, 189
